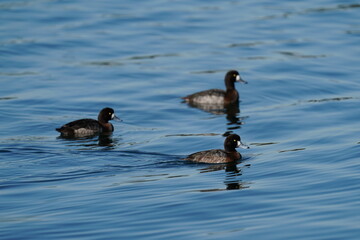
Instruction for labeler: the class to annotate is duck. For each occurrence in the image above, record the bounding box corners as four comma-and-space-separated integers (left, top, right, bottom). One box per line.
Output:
56, 107, 120, 137
182, 70, 247, 106
183, 134, 249, 164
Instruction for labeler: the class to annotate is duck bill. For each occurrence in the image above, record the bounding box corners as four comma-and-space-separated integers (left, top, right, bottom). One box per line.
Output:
237, 141, 250, 149
112, 114, 122, 122
236, 75, 248, 84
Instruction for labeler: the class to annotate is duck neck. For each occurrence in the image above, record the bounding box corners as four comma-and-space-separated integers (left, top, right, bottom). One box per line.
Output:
224, 145, 236, 153
225, 78, 235, 90
98, 115, 109, 124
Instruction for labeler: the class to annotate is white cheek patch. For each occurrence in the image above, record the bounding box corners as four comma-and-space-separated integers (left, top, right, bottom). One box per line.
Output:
236, 75, 240, 81
236, 141, 241, 147
111, 113, 115, 119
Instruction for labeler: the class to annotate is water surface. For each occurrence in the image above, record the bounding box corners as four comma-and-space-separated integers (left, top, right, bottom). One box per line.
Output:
1, 0, 359, 239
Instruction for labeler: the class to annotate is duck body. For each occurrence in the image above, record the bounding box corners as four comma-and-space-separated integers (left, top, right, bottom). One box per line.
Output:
183, 134, 249, 164
185, 149, 241, 164
56, 107, 119, 137
183, 88, 236, 105
56, 118, 111, 137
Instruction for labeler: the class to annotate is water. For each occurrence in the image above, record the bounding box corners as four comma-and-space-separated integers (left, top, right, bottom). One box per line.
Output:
1, 0, 359, 239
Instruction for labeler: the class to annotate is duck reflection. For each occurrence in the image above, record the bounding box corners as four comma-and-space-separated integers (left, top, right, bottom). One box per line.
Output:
186, 99, 239, 115
98, 134, 115, 147
224, 102, 249, 135
185, 100, 248, 135
197, 162, 251, 192
57, 133, 116, 148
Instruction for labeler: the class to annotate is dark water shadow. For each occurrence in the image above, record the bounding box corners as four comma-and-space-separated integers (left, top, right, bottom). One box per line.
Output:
0, 96, 17, 101
261, 4, 360, 20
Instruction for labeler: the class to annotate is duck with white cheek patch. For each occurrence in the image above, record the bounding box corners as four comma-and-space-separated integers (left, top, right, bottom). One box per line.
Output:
183, 134, 249, 164
56, 107, 120, 137
182, 70, 247, 108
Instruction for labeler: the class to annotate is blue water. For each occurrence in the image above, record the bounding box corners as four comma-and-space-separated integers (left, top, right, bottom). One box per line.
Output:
1, 0, 360, 239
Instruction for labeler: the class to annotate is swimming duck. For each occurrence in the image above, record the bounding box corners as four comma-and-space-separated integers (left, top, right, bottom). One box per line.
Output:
182, 70, 247, 106
56, 107, 119, 137
183, 134, 249, 164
